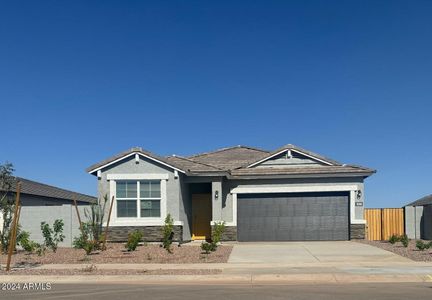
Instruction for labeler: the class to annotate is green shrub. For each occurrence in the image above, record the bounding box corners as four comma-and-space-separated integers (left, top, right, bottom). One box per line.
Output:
400, 234, 409, 247
40, 219, 65, 253
16, 230, 39, 253
212, 221, 225, 245
162, 214, 174, 253
416, 240, 429, 251
84, 195, 108, 250
388, 234, 400, 244
125, 230, 143, 251
201, 242, 213, 254
73, 222, 98, 255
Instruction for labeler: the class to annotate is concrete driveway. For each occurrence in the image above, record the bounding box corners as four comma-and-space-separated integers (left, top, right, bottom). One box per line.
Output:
228, 241, 410, 264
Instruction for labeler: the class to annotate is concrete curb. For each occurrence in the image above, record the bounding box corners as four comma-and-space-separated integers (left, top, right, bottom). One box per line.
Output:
1, 273, 432, 284
28, 261, 432, 270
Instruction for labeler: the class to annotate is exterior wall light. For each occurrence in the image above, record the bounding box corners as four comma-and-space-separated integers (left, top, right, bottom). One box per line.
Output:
215, 190, 219, 199
356, 190, 362, 200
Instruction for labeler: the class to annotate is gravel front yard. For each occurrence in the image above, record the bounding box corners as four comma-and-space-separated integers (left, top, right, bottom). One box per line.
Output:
0, 268, 221, 276
0, 243, 233, 266
355, 239, 432, 262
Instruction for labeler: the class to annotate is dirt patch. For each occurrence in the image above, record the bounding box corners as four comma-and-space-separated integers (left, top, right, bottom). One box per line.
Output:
0, 243, 232, 266
0, 268, 221, 276
355, 239, 432, 262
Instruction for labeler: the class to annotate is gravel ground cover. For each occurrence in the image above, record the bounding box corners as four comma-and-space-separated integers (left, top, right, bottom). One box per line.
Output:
355, 239, 432, 262
0, 243, 233, 266
0, 268, 221, 276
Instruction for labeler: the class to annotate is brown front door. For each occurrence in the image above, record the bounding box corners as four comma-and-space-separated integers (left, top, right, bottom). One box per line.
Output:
192, 194, 212, 240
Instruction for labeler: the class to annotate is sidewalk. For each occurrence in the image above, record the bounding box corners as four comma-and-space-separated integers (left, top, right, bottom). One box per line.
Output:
2, 261, 432, 284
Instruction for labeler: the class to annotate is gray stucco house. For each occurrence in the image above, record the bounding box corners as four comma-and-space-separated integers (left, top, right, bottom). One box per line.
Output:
87, 144, 375, 242
405, 195, 432, 240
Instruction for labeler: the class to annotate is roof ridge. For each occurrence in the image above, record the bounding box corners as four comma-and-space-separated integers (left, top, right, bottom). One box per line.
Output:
168, 155, 225, 171
15, 177, 97, 199
188, 145, 269, 158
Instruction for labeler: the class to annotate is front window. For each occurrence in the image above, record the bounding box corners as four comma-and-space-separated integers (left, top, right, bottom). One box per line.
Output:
116, 180, 161, 218
140, 181, 161, 217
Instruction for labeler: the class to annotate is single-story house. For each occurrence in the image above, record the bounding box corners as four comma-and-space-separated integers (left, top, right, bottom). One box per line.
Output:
0, 177, 96, 246
404, 195, 432, 240
87, 144, 375, 242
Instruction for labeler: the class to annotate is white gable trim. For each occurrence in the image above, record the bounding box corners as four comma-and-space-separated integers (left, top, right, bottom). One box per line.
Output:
88, 152, 186, 174
247, 148, 334, 168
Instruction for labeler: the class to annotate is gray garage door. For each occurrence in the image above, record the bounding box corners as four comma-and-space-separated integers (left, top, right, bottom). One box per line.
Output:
237, 192, 349, 241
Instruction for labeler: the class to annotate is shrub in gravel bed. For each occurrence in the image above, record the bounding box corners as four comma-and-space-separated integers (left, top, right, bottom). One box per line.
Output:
388, 234, 400, 244
125, 230, 143, 251
162, 214, 174, 253
200, 242, 213, 254
40, 219, 65, 253
73, 223, 98, 255
416, 240, 431, 251
400, 234, 409, 247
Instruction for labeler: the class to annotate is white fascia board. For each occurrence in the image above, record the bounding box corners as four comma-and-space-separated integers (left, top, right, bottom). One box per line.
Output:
107, 174, 169, 180
88, 152, 186, 174
247, 148, 334, 168
231, 184, 359, 194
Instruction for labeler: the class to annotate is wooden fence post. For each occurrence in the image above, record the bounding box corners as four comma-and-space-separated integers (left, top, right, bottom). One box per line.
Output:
102, 196, 115, 250
6, 182, 21, 271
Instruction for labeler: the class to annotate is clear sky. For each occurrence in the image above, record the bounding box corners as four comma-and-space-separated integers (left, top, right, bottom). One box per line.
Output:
1, 1, 431, 207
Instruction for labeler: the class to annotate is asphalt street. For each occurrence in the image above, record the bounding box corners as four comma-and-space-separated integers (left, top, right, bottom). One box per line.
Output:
1, 283, 432, 300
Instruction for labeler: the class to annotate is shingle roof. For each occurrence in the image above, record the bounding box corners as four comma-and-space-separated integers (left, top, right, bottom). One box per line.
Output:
187, 145, 269, 170
4, 177, 97, 203
87, 144, 375, 178
165, 156, 224, 173
406, 195, 432, 207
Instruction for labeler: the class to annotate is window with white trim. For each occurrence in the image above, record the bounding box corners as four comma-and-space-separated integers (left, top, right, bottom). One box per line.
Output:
116, 180, 161, 218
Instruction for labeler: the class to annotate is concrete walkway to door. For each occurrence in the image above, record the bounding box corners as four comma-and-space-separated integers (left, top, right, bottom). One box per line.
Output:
228, 241, 410, 264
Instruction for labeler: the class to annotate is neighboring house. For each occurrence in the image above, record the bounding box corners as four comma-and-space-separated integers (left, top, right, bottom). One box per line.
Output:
87, 144, 375, 242
404, 195, 432, 240
0, 177, 96, 247
4, 177, 96, 206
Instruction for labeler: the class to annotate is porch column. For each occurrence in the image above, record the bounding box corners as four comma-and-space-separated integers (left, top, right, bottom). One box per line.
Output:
211, 179, 222, 222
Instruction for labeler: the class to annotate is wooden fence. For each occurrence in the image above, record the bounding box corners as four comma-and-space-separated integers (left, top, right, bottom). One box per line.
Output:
365, 208, 404, 241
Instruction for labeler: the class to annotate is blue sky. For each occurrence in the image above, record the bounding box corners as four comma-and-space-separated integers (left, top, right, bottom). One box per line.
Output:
0, 1, 431, 207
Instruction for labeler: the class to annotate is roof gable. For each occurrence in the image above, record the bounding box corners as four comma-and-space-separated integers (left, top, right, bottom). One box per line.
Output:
86, 147, 186, 174
247, 144, 339, 168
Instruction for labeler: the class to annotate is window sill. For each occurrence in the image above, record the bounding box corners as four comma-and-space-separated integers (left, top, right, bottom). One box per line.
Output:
106, 219, 184, 227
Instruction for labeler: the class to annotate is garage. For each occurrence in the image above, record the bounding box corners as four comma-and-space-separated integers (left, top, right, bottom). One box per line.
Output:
237, 192, 350, 241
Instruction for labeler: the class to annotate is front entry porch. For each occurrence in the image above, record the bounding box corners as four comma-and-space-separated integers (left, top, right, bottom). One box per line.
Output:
188, 180, 223, 241
191, 193, 212, 240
